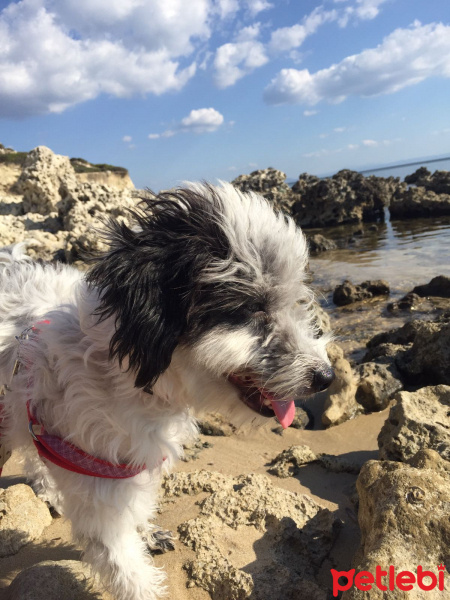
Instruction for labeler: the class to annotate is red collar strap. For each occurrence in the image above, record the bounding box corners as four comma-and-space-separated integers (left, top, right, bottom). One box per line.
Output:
26, 401, 146, 478
23, 320, 150, 479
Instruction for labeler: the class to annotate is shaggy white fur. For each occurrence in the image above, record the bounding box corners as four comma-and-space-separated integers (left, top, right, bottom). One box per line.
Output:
0, 183, 333, 600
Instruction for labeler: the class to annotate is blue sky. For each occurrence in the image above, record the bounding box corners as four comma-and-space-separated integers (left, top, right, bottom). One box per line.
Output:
0, 0, 449, 190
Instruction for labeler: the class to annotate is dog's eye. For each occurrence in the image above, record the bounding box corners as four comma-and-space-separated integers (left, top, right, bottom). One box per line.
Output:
247, 302, 265, 314
235, 303, 267, 322
252, 310, 269, 323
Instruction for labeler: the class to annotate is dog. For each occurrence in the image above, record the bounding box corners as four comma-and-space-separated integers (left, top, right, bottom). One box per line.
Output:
0, 182, 334, 600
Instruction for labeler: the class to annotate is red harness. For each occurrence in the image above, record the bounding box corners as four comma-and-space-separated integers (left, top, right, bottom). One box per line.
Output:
1, 320, 149, 479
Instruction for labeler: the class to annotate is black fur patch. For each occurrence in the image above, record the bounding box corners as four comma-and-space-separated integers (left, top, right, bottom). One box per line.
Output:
87, 185, 231, 389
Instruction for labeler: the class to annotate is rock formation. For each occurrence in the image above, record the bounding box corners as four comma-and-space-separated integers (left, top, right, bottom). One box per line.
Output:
364, 313, 450, 386
378, 385, 450, 462
291, 170, 400, 228
0, 145, 136, 264
163, 470, 339, 600
322, 343, 361, 427
390, 186, 450, 218
333, 279, 390, 306
7, 560, 107, 600
0, 484, 52, 557
343, 453, 449, 600
231, 168, 295, 213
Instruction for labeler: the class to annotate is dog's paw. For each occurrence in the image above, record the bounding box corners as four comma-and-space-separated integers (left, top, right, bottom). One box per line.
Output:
142, 524, 176, 555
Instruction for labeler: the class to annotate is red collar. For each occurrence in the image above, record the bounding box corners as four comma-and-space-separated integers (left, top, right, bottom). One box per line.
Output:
19, 320, 150, 479
26, 400, 146, 478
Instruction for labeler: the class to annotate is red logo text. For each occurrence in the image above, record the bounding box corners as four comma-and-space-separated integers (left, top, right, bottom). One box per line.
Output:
331, 565, 446, 597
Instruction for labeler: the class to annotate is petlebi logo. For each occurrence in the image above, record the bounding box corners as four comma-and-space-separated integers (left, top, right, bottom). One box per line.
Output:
331, 564, 446, 596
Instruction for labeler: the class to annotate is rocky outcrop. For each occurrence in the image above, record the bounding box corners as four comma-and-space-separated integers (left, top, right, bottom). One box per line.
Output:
231, 168, 295, 213
355, 362, 403, 412
386, 276, 450, 313
13, 146, 78, 214
268, 445, 360, 478
163, 470, 338, 600
75, 170, 134, 191
181, 439, 213, 462
363, 313, 450, 386
390, 186, 450, 218
333, 280, 390, 306
230, 165, 450, 225
0, 143, 16, 155
291, 170, 400, 228
58, 178, 135, 261
343, 453, 450, 600
307, 233, 337, 254
7, 560, 105, 600
197, 413, 236, 436
412, 275, 450, 298
405, 167, 450, 194
389, 167, 450, 218
0, 484, 52, 557
387, 292, 423, 313
0, 146, 136, 263
322, 343, 361, 427
322, 344, 405, 426
378, 385, 450, 462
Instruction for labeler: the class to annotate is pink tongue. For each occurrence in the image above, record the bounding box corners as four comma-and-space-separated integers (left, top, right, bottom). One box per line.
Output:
270, 398, 296, 429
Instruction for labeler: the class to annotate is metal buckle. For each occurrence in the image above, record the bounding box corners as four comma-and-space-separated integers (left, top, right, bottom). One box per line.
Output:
28, 420, 37, 440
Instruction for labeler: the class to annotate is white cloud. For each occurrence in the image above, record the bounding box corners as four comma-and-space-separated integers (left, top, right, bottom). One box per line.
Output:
149, 107, 224, 138
303, 109, 318, 116
180, 107, 224, 133
122, 135, 132, 142
213, 6, 335, 88
213, 0, 271, 20
302, 149, 330, 158
338, 0, 391, 27
245, 0, 273, 17
214, 0, 239, 19
213, 33, 268, 88
0, 0, 211, 117
334, 127, 346, 133
264, 22, 450, 106
269, 8, 336, 53
360, 137, 400, 147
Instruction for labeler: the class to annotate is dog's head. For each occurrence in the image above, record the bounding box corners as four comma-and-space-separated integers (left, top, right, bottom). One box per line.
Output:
87, 182, 333, 428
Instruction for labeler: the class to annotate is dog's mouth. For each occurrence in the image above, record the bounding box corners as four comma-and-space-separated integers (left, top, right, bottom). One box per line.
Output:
227, 374, 296, 429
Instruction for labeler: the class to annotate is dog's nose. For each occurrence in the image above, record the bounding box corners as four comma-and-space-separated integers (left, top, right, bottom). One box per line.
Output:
312, 365, 335, 392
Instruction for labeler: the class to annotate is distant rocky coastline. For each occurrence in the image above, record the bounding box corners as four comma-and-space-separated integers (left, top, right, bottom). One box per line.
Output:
232, 165, 450, 227
1, 144, 449, 268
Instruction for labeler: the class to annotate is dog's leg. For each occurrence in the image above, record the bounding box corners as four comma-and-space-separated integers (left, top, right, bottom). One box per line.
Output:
81, 530, 166, 600
55, 469, 166, 600
140, 523, 176, 555
22, 451, 65, 514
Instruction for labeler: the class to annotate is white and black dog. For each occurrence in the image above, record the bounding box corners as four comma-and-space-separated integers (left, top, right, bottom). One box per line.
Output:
0, 182, 333, 600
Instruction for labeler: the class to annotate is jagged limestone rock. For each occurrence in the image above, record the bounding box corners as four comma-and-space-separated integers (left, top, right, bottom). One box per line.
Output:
0, 484, 52, 557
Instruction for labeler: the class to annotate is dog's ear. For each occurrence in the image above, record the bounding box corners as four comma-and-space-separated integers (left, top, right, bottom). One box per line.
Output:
86, 187, 229, 389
